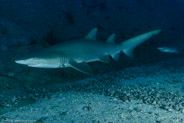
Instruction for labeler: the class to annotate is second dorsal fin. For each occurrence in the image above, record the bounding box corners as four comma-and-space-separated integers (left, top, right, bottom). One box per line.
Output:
107, 33, 116, 43
85, 28, 98, 40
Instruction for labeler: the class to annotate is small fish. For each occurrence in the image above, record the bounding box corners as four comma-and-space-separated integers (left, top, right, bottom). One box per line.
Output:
157, 47, 180, 53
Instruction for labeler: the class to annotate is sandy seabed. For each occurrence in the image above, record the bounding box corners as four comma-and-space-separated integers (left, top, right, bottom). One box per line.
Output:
1, 58, 184, 123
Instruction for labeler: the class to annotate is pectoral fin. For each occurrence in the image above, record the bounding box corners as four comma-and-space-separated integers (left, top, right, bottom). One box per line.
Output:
70, 60, 94, 75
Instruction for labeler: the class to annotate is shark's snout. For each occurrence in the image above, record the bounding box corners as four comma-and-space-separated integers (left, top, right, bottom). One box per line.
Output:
15, 60, 27, 65
15, 58, 35, 65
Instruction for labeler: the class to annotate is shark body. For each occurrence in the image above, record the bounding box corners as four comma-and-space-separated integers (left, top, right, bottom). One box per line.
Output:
15, 28, 161, 75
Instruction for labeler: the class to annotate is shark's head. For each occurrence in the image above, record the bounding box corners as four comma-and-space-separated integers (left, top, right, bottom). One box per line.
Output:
15, 53, 69, 68
15, 57, 59, 68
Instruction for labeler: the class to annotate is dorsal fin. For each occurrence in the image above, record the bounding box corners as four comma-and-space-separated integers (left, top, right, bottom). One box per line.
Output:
85, 28, 98, 40
107, 33, 116, 43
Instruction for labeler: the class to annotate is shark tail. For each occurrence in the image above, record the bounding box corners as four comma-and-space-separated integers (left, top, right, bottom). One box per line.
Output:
121, 29, 162, 57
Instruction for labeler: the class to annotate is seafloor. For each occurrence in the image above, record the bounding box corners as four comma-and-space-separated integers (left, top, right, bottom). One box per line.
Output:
1, 57, 184, 123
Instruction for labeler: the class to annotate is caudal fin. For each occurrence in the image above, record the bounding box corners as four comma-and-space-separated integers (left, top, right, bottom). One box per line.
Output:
121, 29, 161, 57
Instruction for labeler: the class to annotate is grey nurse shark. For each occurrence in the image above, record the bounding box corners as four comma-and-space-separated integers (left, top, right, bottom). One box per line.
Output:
15, 28, 161, 75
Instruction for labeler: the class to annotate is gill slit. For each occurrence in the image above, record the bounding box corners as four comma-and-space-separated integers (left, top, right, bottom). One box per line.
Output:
59, 57, 62, 68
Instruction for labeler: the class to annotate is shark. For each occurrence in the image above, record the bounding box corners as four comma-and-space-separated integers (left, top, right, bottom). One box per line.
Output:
15, 28, 161, 75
